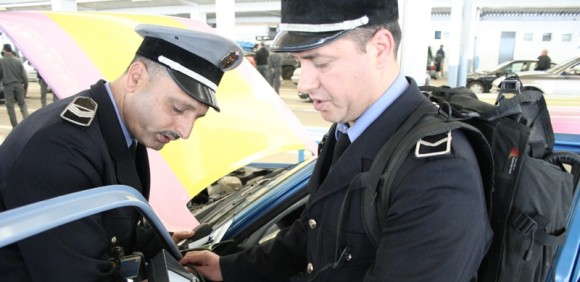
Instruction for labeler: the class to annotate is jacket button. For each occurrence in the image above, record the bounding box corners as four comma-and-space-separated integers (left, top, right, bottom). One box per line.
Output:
111, 236, 117, 244
308, 219, 317, 229
307, 262, 314, 274
345, 252, 352, 261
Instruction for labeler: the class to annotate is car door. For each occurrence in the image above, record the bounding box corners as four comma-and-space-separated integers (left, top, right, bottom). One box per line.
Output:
555, 62, 580, 96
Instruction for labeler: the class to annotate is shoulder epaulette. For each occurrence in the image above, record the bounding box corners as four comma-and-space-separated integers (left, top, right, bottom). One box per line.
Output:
60, 96, 98, 127
415, 131, 452, 158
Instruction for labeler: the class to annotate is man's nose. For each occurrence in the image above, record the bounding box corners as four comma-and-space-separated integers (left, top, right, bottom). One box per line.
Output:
296, 67, 318, 96
176, 116, 195, 140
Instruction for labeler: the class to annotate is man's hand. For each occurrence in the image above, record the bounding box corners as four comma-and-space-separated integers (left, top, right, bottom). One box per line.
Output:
180, 250, 223, 281
171, 230, 195, 245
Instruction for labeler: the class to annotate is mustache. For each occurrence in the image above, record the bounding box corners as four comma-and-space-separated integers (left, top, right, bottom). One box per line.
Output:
160, 130, 181, 141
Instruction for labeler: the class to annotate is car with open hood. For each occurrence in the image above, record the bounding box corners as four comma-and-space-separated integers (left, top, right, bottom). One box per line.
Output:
1, 11, 580, 282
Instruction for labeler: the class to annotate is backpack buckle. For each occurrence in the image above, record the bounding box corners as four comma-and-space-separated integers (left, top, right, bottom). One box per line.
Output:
512, 213, 538, 236
415, 131, 452, 158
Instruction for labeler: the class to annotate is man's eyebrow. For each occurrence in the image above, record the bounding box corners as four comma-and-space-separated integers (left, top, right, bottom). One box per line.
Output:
295, 52, 321, 61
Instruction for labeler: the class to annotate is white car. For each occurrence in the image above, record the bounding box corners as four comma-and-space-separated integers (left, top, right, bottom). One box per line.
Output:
492, 56, 580, 96
291, 67, 300, 85
22, 60, 38, 82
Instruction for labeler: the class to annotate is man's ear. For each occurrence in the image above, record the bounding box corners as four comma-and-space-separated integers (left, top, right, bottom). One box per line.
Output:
126, 61, 148, 92
372, 29, 395, 68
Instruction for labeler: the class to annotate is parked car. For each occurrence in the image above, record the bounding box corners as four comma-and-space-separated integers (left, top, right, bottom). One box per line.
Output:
492, 56, 580, 96
281, 52, 300, 80
467, 59, 556, 93
22, 60, 38, 82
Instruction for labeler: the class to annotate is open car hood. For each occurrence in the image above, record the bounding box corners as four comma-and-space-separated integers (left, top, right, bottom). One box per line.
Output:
0, 11, 318, 231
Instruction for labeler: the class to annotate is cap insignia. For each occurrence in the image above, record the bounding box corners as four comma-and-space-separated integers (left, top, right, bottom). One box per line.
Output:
219, 51, 241, 70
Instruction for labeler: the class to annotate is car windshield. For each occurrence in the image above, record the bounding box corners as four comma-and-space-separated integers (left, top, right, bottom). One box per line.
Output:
489, 61, 518, 73
546, 56, 579, 74
188, 163, 299, 228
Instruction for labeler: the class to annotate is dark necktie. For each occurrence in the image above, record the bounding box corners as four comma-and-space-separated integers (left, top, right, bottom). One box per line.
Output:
332, 132, 350, 164
129, 140, 137, 160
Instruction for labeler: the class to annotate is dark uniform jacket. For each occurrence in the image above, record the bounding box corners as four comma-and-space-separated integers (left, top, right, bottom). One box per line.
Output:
0, 80, 163, 281
220, 78, 493, 281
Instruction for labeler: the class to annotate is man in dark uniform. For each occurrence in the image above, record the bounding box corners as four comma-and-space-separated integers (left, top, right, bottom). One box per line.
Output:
535, 48, 552, 71
181, 0, 492, 281
0, 24, 242, 281
254, 41, 270, 80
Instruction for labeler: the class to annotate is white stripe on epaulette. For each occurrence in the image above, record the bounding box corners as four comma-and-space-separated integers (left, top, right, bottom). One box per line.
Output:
415, 131, 452, 158
60, 96, 98, 127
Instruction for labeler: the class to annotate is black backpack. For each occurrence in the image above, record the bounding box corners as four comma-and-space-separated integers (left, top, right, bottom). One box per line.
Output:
360, 82, 580, 282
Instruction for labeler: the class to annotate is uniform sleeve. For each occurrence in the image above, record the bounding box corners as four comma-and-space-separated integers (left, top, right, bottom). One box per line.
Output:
2, 126, 125, 282
220, 216, 309, 281
364, 131, 492, 281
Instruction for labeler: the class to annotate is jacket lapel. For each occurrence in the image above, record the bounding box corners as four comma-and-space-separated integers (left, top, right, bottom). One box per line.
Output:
308, 78, 432, 205
89, 80, 148, 196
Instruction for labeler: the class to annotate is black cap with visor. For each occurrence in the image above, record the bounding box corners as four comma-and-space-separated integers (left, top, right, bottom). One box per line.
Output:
270, 0, 399, 53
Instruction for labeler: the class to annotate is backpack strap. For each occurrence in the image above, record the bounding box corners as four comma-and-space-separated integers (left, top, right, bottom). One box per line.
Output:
361, 103, 485, 247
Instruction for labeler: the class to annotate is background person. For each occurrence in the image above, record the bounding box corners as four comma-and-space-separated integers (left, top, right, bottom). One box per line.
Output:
268, 51, 283, 94
254, 41, 270, 81
0, 24, 242, 281
435, 44, 446, 78
0, 44, 29, 127
37, 73, 51, 107
180, 0, 492, 281
535, 48, 552, 70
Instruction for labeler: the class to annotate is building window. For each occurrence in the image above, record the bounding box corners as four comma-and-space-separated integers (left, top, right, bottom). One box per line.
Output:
562, 34, 572, 42
542, 33, 552, 42
523, 33, 533, 41
435, 31, 441, 39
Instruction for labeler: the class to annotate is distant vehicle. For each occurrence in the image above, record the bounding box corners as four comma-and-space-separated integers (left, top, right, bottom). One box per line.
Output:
492, 56, 580, 96
22, 60, 38, 82
281, 53, 299, 80
244, 51, 299, 80
467, 59, 556, 93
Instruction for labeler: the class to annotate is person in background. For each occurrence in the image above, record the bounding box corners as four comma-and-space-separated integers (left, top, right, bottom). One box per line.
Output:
37, 73, 50, 107
254, 41, 270, 81
535, 49, 552, 71
0, 44, 29, 127
0, 24, 242, 281
435, 44, 446, 78
268, 52, 283, 94
180, 0, 492, 281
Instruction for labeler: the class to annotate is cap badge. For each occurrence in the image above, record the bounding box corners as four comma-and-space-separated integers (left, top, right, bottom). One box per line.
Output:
219, 51, 240, 70
60, 96, 98, 127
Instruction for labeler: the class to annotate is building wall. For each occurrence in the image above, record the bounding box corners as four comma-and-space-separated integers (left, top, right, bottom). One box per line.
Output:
428, 16, 580, 72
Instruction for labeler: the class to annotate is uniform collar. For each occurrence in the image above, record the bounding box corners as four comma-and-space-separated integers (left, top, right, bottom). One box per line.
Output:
105, 82, 133, 148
